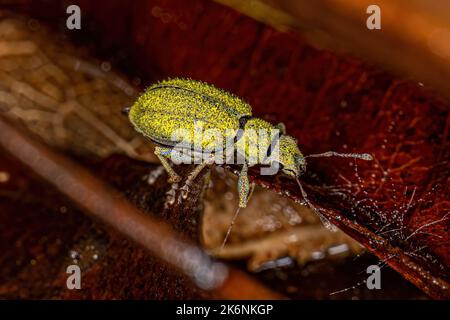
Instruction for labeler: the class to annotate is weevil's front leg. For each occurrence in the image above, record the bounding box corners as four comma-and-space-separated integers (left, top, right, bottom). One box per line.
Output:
180, 156, 215, 199
237, 162, 250, 208
154, 146, 181, 183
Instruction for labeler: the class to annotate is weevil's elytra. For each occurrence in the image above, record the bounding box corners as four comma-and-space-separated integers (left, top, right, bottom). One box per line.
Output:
127, 78, 372, 243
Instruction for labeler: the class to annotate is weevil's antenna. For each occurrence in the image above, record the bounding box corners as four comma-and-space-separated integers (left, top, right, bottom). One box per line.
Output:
221, 182, 256, 249
306, 151, 373, 161
296, 177, 336, 231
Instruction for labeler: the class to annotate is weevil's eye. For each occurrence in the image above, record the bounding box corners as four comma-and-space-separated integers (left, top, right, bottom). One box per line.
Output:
122, 106, 131, 115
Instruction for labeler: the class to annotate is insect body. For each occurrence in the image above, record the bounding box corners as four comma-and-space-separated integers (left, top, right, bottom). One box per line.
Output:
127, 78, 308, 207
126, 78, 372, 243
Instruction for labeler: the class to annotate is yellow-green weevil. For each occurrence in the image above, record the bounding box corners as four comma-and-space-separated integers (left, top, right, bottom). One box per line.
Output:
124, 78, 372, 240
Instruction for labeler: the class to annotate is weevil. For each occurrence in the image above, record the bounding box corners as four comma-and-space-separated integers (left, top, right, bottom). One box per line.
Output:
125, 78, 372, 244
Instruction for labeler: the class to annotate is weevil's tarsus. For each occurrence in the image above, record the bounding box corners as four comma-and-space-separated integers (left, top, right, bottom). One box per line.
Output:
306, 151, 373, 161
154, 146, 181, 183
296, 177, 337, 232
128, 79, 371, 233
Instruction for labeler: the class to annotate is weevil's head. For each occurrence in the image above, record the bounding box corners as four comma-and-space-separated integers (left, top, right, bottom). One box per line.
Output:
276, 135, 306, 178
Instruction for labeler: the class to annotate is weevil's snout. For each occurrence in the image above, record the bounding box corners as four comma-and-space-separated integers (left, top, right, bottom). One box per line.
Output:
121, 106, 131, 116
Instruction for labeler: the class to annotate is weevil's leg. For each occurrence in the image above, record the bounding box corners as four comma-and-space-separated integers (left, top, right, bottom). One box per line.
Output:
247, 182, 256, 203
296, 177, 336, 231
237, 162, 250, 208
306, 151, 373, 161
180, 156, 215, 199
275, 122, 286, 135
221, 206, 241, 249
154, 146, 181, 183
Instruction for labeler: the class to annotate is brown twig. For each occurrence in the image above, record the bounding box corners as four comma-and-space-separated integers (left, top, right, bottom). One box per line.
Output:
0, 115, 282, 299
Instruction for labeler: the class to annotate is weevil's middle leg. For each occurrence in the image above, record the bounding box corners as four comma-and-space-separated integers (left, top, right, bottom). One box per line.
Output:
296, 177, 336, 232
306, 151, 373, 161
154, 146, 182, 183
275, 122, 286, 135
185, 161, 210, 185
180, 156, 215, 198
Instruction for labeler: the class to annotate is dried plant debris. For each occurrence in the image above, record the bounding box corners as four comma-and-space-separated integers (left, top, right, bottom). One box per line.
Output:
0, 12, 154, 161
202, 167, 364, 271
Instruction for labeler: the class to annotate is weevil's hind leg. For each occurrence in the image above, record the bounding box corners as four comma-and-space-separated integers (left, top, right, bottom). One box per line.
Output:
180, 156, 215, 199
154, 146, 182, 183
306, 151, 373, 161
296, 177, 337, 232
